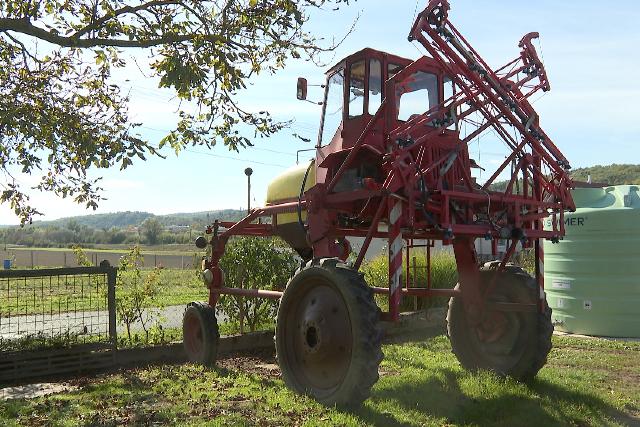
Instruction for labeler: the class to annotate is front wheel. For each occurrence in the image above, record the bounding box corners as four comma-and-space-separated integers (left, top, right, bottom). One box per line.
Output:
447, 265, 553, 381
183, 302, 220, 366
275, 258, 383, 406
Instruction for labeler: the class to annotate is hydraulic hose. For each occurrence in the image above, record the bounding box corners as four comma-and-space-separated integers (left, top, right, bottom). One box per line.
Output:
297, 160, 314, 235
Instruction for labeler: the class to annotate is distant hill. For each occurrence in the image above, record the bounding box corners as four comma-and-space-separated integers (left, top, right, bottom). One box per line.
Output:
570, 164, 640, 185
490, 163, 639, 191
34, 211, 154, 229
155, 209, 247, 227
29, 209, 246, 229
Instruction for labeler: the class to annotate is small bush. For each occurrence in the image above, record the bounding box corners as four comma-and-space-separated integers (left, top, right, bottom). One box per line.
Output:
361, 250, 458, 311
72, 244, 92, 267
217, 237, 298, 334
116, 246, 164, 344
514, 248, 536, 275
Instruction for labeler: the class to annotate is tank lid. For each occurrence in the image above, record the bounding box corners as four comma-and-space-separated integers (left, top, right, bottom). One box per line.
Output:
572, 185, 639, 209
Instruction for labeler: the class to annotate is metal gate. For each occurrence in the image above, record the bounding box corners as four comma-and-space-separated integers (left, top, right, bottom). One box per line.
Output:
0, 265, 117, 383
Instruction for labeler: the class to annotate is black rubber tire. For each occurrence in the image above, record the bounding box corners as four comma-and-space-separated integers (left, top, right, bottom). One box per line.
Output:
447, 264, 553, 381
275, 258, 383, 407
182, 302, 220, 366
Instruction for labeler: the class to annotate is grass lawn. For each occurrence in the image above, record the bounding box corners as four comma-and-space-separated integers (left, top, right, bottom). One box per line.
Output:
154, 269, 208, 307
1, 334, 638, 426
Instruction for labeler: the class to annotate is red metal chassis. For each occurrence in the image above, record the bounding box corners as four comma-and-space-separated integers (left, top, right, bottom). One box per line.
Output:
201, 0, 575, 324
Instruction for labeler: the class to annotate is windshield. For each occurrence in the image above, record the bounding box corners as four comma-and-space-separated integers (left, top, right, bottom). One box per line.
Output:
319, 69, 344, 146
395, 71, 439, 122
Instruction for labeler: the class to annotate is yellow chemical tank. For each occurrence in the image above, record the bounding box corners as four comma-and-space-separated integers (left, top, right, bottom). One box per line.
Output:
266, 161, 316, 258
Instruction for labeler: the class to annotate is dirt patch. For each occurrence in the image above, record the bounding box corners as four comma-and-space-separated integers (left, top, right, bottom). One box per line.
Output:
379, 367, 400, 377
0, 382, 78, 400
218, 348, 281, 379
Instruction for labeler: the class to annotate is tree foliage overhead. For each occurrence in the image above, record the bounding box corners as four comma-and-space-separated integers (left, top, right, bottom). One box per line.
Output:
0, 0, 352, 224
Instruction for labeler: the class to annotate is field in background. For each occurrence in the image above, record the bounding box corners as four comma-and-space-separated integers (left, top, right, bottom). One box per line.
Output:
1, 246, 202, 269
0, 335, 637, 426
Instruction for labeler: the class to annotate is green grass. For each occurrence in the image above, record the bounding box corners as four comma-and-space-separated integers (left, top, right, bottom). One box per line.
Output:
1, 335, 637, 426
154, 269, 208, 307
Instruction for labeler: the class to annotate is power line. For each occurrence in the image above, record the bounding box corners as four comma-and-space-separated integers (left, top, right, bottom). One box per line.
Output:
183, 148, 290, 169
138, 125, 299, 157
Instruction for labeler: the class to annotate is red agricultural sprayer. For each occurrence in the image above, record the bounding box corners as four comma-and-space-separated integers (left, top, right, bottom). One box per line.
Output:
183, 0, 575, 406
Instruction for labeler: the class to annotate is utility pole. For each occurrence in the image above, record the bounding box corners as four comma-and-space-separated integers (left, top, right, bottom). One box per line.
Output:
244, 167, 253, 214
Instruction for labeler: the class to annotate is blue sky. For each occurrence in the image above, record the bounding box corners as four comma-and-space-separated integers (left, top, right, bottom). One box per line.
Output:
2, 0, 639, 225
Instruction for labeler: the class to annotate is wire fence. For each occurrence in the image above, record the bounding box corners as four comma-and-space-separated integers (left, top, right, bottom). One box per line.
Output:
0, 267, 116, 352
0, 260, 279, 352
0, 266, 117, 383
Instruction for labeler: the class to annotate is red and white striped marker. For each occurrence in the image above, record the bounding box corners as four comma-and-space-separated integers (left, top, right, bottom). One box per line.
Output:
538, 230, 545, 301
388, 198, 403, 321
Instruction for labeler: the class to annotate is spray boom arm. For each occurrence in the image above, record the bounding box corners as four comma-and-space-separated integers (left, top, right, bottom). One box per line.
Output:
402, 0, 574, 212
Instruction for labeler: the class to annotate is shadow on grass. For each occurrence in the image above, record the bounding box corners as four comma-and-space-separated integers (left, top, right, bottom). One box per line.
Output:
351, 367, 635, 427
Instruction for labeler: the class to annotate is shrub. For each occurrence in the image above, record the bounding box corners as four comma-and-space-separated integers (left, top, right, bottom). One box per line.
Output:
217, 237, 298, 334
72, 244, 92, 267
116, 246, 164, 344
361, 250, 458, 311
514, 248, 536, 275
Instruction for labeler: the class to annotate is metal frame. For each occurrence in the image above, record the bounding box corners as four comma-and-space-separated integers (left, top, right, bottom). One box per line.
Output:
200, 0, 574, 324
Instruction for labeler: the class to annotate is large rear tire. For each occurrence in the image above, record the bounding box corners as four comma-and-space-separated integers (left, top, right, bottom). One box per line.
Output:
183, 302, 220, 366
447, 264, 552, 381
275, 258, 383, 406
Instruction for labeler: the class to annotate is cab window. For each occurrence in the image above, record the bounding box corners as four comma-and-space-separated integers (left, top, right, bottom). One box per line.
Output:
444, 76, 457, 130
444, 75, 454, 101
395, 71, 438, 122
368, 59, 382, 114
348, 60, 365, 118
320, 68, 344, 146
388, 63, 404, 78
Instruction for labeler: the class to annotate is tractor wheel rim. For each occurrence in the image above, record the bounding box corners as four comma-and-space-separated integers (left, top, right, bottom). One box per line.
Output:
184, 313, 204, 359
284, 280, 353, 394
474, 306, 522, 359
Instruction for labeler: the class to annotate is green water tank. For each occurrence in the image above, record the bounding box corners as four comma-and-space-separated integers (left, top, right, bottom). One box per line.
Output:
544, 185, 640, 338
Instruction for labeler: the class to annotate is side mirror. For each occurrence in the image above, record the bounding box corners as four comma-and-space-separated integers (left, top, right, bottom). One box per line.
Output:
296, 77, 308, 101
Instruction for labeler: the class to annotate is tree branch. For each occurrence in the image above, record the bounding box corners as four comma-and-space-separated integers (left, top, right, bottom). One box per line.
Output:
0, 17, 226, 48
72, 0, 182, 39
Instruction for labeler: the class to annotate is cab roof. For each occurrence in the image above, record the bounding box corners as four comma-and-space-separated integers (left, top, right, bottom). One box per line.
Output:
325, 47, 416, 76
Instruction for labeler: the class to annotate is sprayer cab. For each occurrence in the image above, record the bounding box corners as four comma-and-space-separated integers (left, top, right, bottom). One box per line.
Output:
312, 47, 471, 211
317, 48, 452, 153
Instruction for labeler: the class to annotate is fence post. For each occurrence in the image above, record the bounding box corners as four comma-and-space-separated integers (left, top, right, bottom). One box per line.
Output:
107, 266, 118, 349
30, 250, 34, 268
